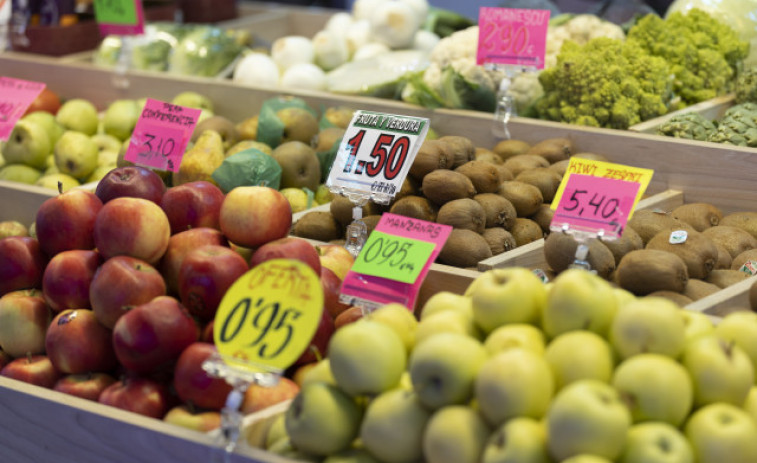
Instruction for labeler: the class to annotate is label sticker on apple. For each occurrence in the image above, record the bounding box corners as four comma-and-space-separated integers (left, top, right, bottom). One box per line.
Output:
669, 230, 688, 244
476, 7, 550, 69
0, 77, 45, 141
93, 0, 145, 36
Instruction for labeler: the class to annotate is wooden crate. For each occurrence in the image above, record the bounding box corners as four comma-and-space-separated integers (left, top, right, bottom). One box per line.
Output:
0, 181, 55, 225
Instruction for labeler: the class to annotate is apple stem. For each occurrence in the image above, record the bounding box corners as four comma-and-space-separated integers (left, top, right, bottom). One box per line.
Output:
25, 351, 33, 363
310, 345, 323, 363
57, 181, 63, 195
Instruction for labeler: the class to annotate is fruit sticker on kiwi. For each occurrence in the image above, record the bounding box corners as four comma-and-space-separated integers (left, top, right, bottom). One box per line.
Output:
340, 213, 452, 311
327, 110, 430, 205
476, 7, 550, 69
124, 98, 201, 172
213, 259, 324, 374
0, 77, 45, 141
93, 0, 144, 35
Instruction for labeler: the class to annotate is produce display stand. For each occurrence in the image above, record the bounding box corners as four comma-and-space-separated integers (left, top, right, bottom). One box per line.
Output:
629, 94, 735, 134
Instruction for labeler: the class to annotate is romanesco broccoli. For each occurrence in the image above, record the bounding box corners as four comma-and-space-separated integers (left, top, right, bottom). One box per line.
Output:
735, 67, 757, 104
656, 112, 717, 141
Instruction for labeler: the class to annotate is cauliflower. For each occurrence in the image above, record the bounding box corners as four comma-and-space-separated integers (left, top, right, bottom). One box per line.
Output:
735, 67, 757, 104
656, 112, 717, 141
545, 14, 625, 68
708, 103, 757, 147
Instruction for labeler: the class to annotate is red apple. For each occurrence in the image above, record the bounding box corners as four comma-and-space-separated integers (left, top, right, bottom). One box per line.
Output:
23, 87, 61, 115
93, 197, 171, 264
219, 186, 292, 248
321, 266, 350, 320
178, 245, 249, 322
42, 249, 101, 312
159, 228, 228, 295
54, 372, 117, 401
250, 237, 321, 275
0, 236, 47, 296
316, 244, 355, 281
334, 305, 365, 330
0, 349, 11, 370
1, 354, 60, 388
90, 255, 166, 329
94, 166, 167, 205
294, 308, 335, 367
173, 342, 233, 410
98, 376, 170, 419
112, 296, 198, 374
240, 377, 299, 415
163, 404, 221, 432
0, 290, 51, 357
35, 189, 103, 257
45, 309, 117, 374
160, 181, 225, 234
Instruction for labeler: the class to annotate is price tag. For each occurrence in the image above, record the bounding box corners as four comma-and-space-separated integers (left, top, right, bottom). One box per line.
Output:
476, 7, 550, 69
326, 110, 429, 204
213, 259, 324, 373
340, 213, 451, 311
124, 98, 201, 172
0, 77, 45, 141
93, 0, 144, 36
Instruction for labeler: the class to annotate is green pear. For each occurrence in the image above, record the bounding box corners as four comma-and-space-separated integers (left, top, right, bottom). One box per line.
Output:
0, 164, 43, 184
561, 456, 613, 463
22, 110, 65, 147
54, 131, 99, 180
102, 99, 140, 141
423, 405, 490, 463
280, 187, 311, 213
272, 141, 321, 191
91, 133, 124, 154
86, 164, 116, 184
314, 183, 333, 204
173, 130, 225, 186
322, 106, 355, 129
300, 358, 336, 388
482, 417, 551, 463
35, 173, 80, 192
278, 107, 319, 144
55, 98, 99, 135
263, 414, 287, 450
2, 119, 51, 169
226, 139, 272, 157
172, 91, 214, 112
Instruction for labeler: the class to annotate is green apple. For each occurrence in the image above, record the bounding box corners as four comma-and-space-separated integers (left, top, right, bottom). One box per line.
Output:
360, 388, 431, 463
0, 164, 43, 184
314, 183, 333, 205
611, 353, 693, 426
367, 303, 418, 354
681, 334, 754, 407
545, 330, 614, 391
35, 173, 80, 192
86, 164, 116, 184
22, 110, 64, 147
416, 308, 482, 346
2, 119, 51, 169
613, 287, 637, 308
465, 268, 547, 333
680, 310, 715, 343
685, 403, 757, 463
55, 98, 99, 136
475, 348, 554, 426
322, 447, 381, 463
481, 417, 550, 463
423, 405, 490, 463
329, 319, 406, 396
285, 382, 363, 456
300, 358, 336, 388
609, 296, 686, 360
172, 91, 214, 112
409, 332, 488, 410
267, 437, 321, 461
561, 456, 613, 463
419, 291, 472, 321
619, 421, 693, 463
546, 379, 632, 461
742, 386, 757, 423
484, 323, 545, 356
102, 99, 140, 141
54, 131, 99, 180
713, 311, 757, 376
263, 413, 287, 450
280, 187, 311, 213
542, 268, 618, 339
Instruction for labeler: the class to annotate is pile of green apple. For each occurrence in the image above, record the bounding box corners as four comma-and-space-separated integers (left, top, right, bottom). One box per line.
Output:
254, 267, 757, 463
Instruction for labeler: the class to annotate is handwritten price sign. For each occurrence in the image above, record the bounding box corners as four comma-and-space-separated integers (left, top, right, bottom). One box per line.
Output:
0, 77, 45, 141
93, 0, 144, 35
477, 7, 550, 69
350, 231, 435, 284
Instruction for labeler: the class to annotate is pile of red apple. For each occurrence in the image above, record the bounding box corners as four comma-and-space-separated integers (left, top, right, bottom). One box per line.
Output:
0, 164, 356, 431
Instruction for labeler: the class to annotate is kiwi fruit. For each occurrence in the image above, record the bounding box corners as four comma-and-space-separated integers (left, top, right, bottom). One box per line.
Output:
705, 269, 750, 289
492, 139, 531, 162
475, 147, 503, 164
494, 165, 515, 183
436, 198, 487, 234
730, 249, 757, 271
438, 135, 476, 169
474, 193, 517, 229
526, 137, 573, 163
503, 154, 550, 177
389, 195, 438, 222
627, 210, 690, 245
548, 159, 570, 177
330, 195, 381, 227
422, 169, 476, 206
646, 291, 694, 306
721, 212, 757, 240
455, 160, 502, 194
682, 279, 721, 301
615, 249, 689, 295
292, 211, 342, 242
701, 225, 757, 258
361, 215, 382, 236
394, 176, 419, 202
482, 227, 517, 255
646, 228, 718, 279
572, 152, 609, 162
600, 226, 644, 265
714, 242, 733, 269
530, 204, 555, 234
515, 168, 562, 203
497, 181, 544, 217
409, 139, 453, 180
507, 217, 544, 247
671, 203, 723, 232
543, 232, 616, 279
437, 229, 493, 267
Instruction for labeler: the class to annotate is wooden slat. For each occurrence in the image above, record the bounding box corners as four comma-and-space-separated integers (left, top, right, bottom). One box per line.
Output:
0, 180, 55, 225
686, 274, 757, 317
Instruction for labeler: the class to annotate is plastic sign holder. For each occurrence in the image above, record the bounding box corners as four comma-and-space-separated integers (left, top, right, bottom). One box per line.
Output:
204, 259, 324, 461
93, 0, 146, 88
0, 76, 44, 141
327, 110, 430, 257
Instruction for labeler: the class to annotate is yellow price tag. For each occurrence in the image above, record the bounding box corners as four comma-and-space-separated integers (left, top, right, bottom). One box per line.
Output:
213, 259, 324, 373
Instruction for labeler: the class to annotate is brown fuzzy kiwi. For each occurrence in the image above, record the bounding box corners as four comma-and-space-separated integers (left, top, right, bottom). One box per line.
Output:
389, 195, 438, 222
600, 226, 644, 265
548, 159, 570, 177
750, 280, 757, 311
515, 168, 563, 203
714, 243, 733, 269
494, 165, 514, 183
543, 232, 616, 279
615, 249, 689, 295
330, 194, 381, 227
474, 193, 517, 229
646, 228, 719, 279
492, 139, 531, 162
497, 181, 544, 217
627, 210, 691, 245
705, 269, 750, 289
510, 218, 546, 247
730, 249, 757, 270
422, 169, 476, 206
720, 212, 757, 240
572, 152, 609, 162
292, 211, 342, 242
362, 215, 382, 236
671, 203, 723, 232
503, 154, 550, 177
437, 229, 493, 267
455, 160, 502, 194
647, 291, 694, 306
526, 137, 573, 163
701, 226, 757, 258
436, 198, 487, 234
394, 176, 419, 202
482, 227, 517, 255
682, 279, 721, 301
438, 135, 476, 169
530, 204, 555, 234
475, 147, 503, 165
409, 139, 454, 181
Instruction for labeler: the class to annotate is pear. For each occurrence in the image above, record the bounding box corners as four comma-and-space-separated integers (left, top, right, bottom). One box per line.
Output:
55, 98, 99, 136
172, 91, 214, 113
0, 164, 43, 184
2, 119, 51, 169
226, 140, 272, 157
173, 130, 225, 186
192, 115, 240, 151
272, 141, 321, 191
54, 131, 99, 180
102, 99, 140, 141
322, 106, 355, 129
22, 111, 65, 147
278, 107, 319, 144
236, 115, 259, 140
35, 173, 80, 192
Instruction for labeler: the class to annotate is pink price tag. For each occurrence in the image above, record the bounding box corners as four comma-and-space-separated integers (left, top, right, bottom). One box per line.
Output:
124, 98, 201, 173
339, 213, 452, 312
476, 7, 550, 69
551, 174, 640, 239
95, 0, 145, 36
0, 77, 45, 141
